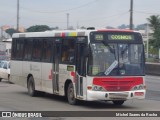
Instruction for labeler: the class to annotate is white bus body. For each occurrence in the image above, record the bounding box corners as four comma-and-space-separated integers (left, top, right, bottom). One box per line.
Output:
11, 29, 146, 105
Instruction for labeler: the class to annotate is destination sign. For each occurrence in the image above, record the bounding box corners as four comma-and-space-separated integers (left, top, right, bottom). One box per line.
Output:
108, 35, 134, 41
90, 31, 142, 43
95, 34, 104, 41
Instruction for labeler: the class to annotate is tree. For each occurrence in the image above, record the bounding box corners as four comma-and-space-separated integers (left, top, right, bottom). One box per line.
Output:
135, 24, 146, 30
80, 26, 86, 29
147, 15, 160, 31
5, 28, 18, 36
147, 15, 160, 49
26, 25, 51, 32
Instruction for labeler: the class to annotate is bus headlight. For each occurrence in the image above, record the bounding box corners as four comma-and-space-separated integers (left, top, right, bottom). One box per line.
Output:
131, 84, 145, 91
92, 85, 106, 91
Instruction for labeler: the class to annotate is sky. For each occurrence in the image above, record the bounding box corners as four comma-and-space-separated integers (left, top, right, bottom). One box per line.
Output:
1, 0, 160, 29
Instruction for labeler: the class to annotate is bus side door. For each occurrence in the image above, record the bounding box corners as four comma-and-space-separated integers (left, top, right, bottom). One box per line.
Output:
75, 37, 88, 98
53, 40, 62, 94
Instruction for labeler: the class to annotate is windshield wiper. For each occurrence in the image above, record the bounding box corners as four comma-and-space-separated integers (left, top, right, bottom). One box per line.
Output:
104, 60, 118, 75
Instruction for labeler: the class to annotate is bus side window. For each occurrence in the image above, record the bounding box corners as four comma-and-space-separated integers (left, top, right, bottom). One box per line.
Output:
42, 39, 52, 62
16, 39, 24, 60
32, 39, 42, 61
62, 51, 69, 62
24, 39, 32, 60
61, 38, 75, 64
11, 39, 17, 60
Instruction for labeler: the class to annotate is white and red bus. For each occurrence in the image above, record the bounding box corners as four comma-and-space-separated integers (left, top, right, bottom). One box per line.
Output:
11, 28, 146, 105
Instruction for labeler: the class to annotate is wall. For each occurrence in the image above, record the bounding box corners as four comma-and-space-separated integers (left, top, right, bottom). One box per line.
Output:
145, 62, 160, 76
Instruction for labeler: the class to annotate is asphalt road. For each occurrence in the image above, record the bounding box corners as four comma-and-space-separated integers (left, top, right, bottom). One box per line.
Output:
0, 75, 160, 120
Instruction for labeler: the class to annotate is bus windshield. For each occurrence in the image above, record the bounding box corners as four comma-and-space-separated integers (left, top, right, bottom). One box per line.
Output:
88, 43, 145, 76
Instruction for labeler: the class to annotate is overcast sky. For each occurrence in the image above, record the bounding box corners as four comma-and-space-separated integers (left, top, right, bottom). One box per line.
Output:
1, 0, 160, 29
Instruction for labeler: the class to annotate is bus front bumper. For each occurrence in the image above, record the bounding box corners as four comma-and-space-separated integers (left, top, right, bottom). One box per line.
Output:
87, 90, 146, 101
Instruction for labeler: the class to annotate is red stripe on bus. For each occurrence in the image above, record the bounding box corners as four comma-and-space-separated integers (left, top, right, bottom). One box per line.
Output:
93, 77, 143, 91
71, 71, 76, 83
49, 69, 52, 80
62, 32, 65, 37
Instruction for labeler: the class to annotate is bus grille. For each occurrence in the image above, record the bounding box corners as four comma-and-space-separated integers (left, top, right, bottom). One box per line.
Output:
93, 77, 143, 91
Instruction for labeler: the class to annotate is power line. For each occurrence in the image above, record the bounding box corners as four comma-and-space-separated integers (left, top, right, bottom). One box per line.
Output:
134, 10, 160, 15
20, 16, 70, 23
20, 0, 98, 14
77, 11, 129, 22
99, 11, 129, 27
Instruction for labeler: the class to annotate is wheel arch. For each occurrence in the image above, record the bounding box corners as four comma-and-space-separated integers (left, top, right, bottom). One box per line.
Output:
27, 74, 33, 88
64, 79, 73, 97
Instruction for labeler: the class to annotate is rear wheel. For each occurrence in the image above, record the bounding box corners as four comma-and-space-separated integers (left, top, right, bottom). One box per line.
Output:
28, 76, 37, 97
112, 100, 125, 105
0, 78, 2, 82
67, 83, 78, 105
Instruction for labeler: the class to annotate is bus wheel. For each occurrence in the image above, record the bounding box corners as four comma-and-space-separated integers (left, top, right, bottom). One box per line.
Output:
112, 100, 125, 105
67, 83, 77, 105
28, 76, 37, 97
0, 78, 2, 82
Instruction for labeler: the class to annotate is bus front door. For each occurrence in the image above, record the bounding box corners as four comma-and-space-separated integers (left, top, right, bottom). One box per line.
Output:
53, 44, 61, 94
75, 43, 86, 98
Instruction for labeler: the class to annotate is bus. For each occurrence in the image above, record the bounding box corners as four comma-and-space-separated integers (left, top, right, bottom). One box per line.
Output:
11, 28, 146, 105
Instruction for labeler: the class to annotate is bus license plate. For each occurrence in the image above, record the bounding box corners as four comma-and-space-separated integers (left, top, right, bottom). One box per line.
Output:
109, 93, 128, 99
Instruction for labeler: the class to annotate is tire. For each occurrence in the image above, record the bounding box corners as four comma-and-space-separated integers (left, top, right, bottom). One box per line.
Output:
0, 78, 2, 82
112, 100, 125, 105
28, 76, 37, 97
67, 83, 78, 105
8, 75, 11, 83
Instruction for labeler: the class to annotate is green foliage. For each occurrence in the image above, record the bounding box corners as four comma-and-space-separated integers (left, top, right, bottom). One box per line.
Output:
5, 28, 18, 36
136, 24, 146, 30
26, 25, 51, 32
147, 15, 160, 49
147, 15, 160, 31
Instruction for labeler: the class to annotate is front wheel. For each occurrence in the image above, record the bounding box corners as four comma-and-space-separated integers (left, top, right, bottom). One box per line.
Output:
8, 75, 12, 84
112, 100, 125, 105
67, 83, 78, 105
28, 76, 37, 97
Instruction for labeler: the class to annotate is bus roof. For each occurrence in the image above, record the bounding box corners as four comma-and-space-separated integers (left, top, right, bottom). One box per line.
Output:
12, 29, 140, 38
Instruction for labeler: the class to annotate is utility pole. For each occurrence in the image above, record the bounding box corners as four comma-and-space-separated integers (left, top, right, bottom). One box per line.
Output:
67, 13, 69, 29
130, 0, 133, 30
146, 23, 149, 58
17, 0, 20, 32
0, 27, 3, 41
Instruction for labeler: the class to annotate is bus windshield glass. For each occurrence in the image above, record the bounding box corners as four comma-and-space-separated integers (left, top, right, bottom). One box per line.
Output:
88, 43, 145, 76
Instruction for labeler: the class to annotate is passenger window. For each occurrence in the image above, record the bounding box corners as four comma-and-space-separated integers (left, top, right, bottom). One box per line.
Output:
24, 39, 32, 60
11, 39, 17, 60
61, 39, 75, 64
16, 40, 24, 60
32, 39, 42, 61
42, 39, 53, 62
